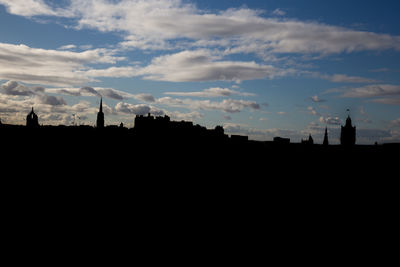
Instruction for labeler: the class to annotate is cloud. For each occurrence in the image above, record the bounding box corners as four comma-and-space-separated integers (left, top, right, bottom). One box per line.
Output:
390, 118, 400, 127
341, 84, 400, 98
311, 95, 326, 103
35, 95, 67, 106
114, 102, 164, 116
134, 93, 155, 103
58, 44, 77, 50
169, 111, 203, 121
81, 86, 102, 97
84, 66, 139, 78
137, 50, 286, 82
371, 98, 400, 105
1, 80, 35, 96
165, 87, 254, 97
1, 0, 400, 57
322, 74, 378, 83
45, 86, 136, 100
0, 42, 122, 86
272, 9, 286, 16
0, 0, 69, 17
157, 97, 260, 113
70, 0, 400, 55
319, 116, 342, 125
307, 106, 319, 116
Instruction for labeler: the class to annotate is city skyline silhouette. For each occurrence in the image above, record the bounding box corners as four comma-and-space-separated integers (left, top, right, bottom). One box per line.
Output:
1, 1, 400, 147
1, 98, 398, 148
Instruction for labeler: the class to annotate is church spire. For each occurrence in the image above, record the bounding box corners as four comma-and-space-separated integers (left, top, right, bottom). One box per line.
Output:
96, 97, 104, 128
323, 127, 329, 146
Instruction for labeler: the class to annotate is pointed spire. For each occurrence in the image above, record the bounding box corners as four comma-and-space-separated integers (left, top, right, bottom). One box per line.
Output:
99, 97, 103, 113
96, 97, 104, 128
323, 127, 329, 146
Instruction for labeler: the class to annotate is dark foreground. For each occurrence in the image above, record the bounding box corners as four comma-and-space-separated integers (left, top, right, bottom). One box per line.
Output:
1, 124, 398, 174
1, 125, 397, 264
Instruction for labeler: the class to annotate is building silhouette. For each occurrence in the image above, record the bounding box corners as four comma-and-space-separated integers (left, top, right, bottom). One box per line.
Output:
301, 134, 314, 145
323, 127, 329, 146
134, 113, 227, 141
340, 115, 356, 146
26, 107, 39, 128
273, 137, 290, 144
96, 98, 104, 128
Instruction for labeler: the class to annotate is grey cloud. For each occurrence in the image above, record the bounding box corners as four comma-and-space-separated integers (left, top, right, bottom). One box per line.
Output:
81, 86, 102, 97
342, 84, 400, 98
322, 74, 378, 84
371, 98, 400, 105
45, 87, 135, 101
1, 80, 34, 96
134, 93, 155, 103
165, 87, 254, 98
36, 95, 67, 106
115, 102, 151, 115
390, 118, 400, 127
157, 96, 260, 113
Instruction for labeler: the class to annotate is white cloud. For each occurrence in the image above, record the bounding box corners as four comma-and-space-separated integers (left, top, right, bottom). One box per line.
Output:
319, 116, 342, 125
3, 0, 398, 56
58, 44, 77, 50
165, 87, 254, 97
114, 102, 164, 116
0, 0, 68, 17
169, 111, 203, 121
115, 102, 151, 115
137, 50, 286, 82
0, 42, 123, 86
311, 95, 325, 103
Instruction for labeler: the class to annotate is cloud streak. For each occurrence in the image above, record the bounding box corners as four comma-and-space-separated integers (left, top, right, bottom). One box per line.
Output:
165, 87, 254, 97
157, 97, 260, 113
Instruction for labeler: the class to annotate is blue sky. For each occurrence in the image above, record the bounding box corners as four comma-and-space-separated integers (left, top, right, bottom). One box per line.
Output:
1, 0, 400, 144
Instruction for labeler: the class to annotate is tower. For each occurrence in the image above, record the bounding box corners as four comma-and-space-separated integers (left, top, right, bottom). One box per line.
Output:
340, 115, 356, 146
96, 98, 104, 128
323, 127, 329, 146
26, 107, 39, 128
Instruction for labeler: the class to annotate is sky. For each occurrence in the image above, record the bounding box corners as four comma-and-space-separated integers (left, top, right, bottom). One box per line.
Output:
0, 0, 400, 144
